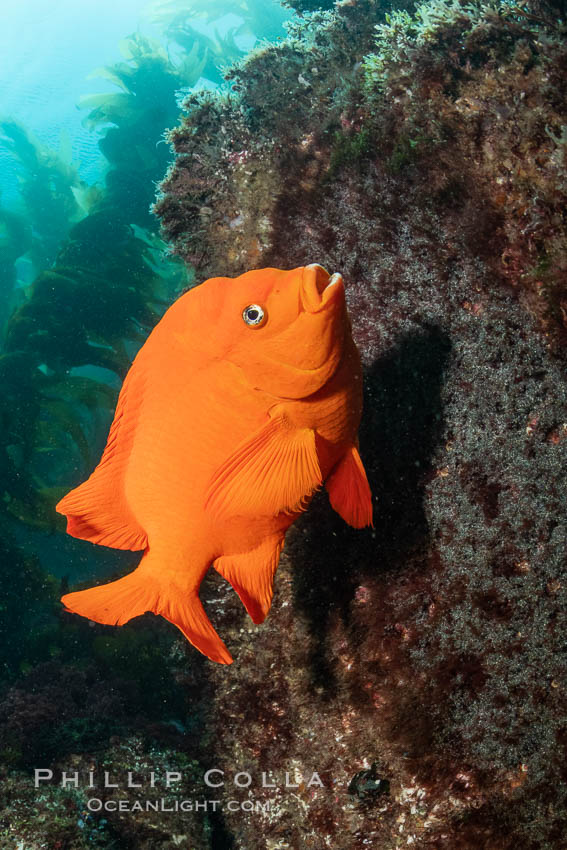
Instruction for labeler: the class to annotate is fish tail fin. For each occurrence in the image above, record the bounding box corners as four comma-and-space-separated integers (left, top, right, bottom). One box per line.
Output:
61, 566, 157, 627
61, 554, 233, 665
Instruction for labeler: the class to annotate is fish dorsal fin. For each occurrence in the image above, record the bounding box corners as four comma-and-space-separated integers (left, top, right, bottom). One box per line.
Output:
56, 367, 148, 550
205, 416, 322, 518
214, 536, 285, 624
325, 444, 373, 529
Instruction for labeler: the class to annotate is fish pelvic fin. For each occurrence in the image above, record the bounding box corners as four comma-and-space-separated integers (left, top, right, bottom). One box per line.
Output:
205, 416, 322, 519
214, 536, 285, 624
325, 444, 373, 529
61, 556, 233, 665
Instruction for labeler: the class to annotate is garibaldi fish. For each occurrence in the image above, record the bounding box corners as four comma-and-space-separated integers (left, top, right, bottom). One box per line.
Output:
57, 264, 373, 663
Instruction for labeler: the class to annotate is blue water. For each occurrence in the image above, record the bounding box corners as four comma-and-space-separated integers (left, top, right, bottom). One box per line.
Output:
0, 0, 265, 205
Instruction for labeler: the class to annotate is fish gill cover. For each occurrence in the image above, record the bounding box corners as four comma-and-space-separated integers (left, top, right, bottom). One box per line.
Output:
1, 0, 567, 847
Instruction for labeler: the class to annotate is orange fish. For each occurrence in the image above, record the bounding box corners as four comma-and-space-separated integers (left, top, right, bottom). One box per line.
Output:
57, 265, 373, 663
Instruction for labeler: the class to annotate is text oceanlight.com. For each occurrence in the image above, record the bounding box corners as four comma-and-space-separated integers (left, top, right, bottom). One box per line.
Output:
86, 798, 273, 813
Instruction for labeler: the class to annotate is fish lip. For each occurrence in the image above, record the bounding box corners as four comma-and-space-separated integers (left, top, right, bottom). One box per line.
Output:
302, 264, 344, 313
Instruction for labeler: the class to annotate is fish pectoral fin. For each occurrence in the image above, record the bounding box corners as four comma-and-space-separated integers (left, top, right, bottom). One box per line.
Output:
325, 444, 374, 529
205, 416, 322, 518
214, 536, 285, 624
61, 558, 233, 665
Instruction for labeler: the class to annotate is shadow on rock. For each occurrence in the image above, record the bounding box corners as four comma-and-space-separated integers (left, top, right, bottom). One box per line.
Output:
291, 324, 452, 693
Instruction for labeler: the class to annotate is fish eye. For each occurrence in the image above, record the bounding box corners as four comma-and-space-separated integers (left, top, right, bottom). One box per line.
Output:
242, 304, 266, 327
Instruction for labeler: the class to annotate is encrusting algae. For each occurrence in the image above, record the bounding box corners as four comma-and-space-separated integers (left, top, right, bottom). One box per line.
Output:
57, 265, 372, 663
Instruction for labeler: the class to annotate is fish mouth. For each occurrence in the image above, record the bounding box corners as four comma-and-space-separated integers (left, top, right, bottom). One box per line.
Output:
301, 263, 344, 313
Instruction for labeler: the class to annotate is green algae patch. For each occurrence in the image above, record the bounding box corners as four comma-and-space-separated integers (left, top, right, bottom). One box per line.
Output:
327, 127, 373, 178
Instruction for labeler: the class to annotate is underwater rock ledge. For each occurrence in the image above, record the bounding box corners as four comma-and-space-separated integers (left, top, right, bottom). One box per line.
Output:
155, 1, 567, 847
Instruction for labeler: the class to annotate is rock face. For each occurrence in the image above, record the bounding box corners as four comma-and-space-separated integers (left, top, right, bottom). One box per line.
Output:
155, 1, 567, 846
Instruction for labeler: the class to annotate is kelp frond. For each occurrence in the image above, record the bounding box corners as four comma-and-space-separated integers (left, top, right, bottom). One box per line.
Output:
0, 33, 193, 530
146, 0, 290, 46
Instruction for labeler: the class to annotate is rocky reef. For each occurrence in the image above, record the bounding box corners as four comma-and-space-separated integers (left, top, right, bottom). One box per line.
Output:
153, 0, 567, 846
3, 0, 567, 847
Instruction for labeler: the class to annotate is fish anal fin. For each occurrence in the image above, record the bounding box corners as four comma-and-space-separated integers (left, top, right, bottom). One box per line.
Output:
326, 444, 373, 529
205, 417, 322, 518
159, 593, 233, 665
61, 556, 232, 665
214, 537, 284, 624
